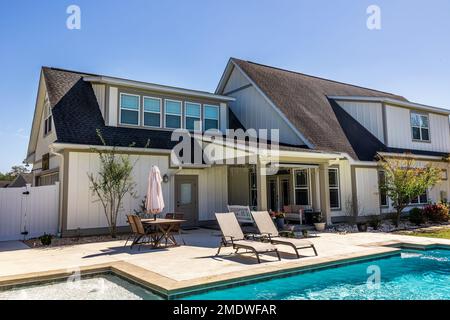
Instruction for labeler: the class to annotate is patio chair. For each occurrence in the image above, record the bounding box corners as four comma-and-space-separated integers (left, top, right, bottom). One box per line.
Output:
215, 212, 281, 263
125, 214, 157, 250
165, 213, 186, 245
251, 211, 318, 258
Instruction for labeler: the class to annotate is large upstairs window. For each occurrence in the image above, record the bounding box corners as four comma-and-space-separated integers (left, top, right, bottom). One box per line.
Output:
143, 97, 161, 127
165, 100, 182, 129
204, 105, 219, 130
185, 102, 201, 131
120, 94, 140, 125
411, 112, 430, 142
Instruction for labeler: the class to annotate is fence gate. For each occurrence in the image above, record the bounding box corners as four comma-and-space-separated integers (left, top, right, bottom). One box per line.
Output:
0, 183, 59, 241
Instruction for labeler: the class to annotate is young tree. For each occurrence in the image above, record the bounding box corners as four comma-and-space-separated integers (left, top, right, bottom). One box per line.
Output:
377, 154, 441, 227
87, 130, 139, 238
10, 165, 29, 176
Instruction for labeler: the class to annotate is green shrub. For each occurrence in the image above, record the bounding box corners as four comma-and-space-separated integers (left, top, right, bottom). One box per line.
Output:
408, 208, 425, 225
368, 215, 382, 230
423, 203, 449, 222
39, 233, 53, 246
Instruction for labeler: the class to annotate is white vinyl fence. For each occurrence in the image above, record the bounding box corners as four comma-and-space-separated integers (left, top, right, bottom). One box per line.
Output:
0, 183, 59, 241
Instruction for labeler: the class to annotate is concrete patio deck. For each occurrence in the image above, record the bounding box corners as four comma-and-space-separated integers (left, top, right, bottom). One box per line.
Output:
0, 229, 449, 296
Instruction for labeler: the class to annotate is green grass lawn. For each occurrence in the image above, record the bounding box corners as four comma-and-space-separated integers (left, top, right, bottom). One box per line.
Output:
407, 228, 450, 240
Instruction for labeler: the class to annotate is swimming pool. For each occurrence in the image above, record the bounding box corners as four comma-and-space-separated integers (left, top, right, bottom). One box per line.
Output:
183, 249, 450, 300
1, 249, 448, 300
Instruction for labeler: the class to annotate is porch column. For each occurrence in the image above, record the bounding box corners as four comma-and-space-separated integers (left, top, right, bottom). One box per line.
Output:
319, 163, 332, 225
256, 160, 268, 211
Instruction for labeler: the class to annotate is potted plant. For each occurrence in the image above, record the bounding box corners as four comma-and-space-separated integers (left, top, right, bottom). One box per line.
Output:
39, 233, 53, 246
273, 212, 285, 230
301, 229, 309, 238
313, 214, 326, 231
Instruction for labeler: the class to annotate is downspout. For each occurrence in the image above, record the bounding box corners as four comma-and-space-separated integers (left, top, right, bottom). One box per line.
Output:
50, 146, 64, 237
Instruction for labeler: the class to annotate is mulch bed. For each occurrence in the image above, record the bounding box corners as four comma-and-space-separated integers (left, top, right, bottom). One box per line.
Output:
22, 234, 131, 248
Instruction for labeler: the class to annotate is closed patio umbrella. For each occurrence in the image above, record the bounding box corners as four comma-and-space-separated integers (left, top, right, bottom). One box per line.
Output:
146, 165, 165, 218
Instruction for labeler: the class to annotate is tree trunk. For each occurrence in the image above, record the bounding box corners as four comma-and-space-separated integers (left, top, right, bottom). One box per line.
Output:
111, 224, 117, 238
394, 208, 402, 228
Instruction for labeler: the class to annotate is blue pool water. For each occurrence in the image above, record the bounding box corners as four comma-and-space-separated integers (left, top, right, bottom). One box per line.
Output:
183, 249, 450, 300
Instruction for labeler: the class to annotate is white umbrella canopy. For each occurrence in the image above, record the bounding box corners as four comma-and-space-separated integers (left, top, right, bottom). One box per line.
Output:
145, 165, 165, 215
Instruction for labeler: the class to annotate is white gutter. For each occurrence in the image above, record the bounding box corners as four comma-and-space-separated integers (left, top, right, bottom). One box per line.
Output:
50, 143, 173, 154
49, 146, 64, 237
377, 152, 447, 161
50, 143, 210, 168
83, 76, 235, 102
328, 96, 450, 115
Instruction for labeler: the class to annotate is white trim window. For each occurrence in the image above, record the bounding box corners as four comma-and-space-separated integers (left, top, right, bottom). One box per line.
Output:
203, 104, 219, 131
410, 192, 428, 205
43, 95, 52, 136
185, 102, 201, 131
411, 112, 430, 141
143, 96, 161, 127
120, 93, 140, 126
294, 169, 309, 206
165, 99, 182, 129
378, 170, 389, 207
328, 168, 340, 209
249, 167, 258, 209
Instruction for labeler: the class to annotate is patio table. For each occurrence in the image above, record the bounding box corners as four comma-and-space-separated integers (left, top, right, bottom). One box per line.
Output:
141, 218, 185, 248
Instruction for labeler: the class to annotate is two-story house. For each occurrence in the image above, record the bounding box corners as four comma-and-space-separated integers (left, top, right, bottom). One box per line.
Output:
26, 59, 450, 236
218, 58, 450, 223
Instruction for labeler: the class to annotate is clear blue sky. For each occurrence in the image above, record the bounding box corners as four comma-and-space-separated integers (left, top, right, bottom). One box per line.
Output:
1, 0, 450, 172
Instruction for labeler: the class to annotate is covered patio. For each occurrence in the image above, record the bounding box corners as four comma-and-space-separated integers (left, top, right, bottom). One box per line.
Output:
227, 148, 350, 225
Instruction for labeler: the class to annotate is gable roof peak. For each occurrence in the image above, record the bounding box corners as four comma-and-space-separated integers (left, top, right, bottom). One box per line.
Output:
230, 58, 407, 101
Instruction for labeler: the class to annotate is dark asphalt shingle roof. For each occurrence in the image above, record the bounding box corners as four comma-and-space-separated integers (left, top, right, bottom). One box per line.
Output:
43, 65, 447, 161
43, 67, 189, 150
231, 58, 409, 160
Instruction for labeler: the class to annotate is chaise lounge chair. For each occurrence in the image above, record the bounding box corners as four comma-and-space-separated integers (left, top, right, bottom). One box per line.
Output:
251, 211, 318, 258
215, 212, 281, 263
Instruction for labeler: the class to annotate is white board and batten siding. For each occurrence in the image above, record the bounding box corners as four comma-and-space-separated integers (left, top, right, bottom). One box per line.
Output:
355, 168, 380, 216
330, 160, 353, 217
66, 152, 228, 230
385, 104, 450, 152
224, 66, 304, 146
92, 84, 106, 118
335, 101, 384, 143
0, 184, 59, 241
177, 166, 228, 221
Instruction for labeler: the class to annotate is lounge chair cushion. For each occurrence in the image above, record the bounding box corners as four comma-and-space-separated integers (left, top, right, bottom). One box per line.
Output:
234, 240, 278, 252
272, 237, 313, 248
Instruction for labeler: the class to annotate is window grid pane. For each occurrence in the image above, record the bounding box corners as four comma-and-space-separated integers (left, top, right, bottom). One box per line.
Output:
166, 114, 181, 128
121, 109, 139, 125
295, 170, 308, 187
204, 119, 218, 130
121, 94, 139, 110
144, 113, 160, 127
165, 100, 181, 115
144, 97, 160, 113
186, 117, 201, 131
329, 189, 339, 208
204, 105, 219, 119
328, 169, 338, 187
185, 103, 201, 117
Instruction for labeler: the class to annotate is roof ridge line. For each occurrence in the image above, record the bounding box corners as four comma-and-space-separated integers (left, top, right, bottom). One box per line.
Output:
233, 58, 406, 100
